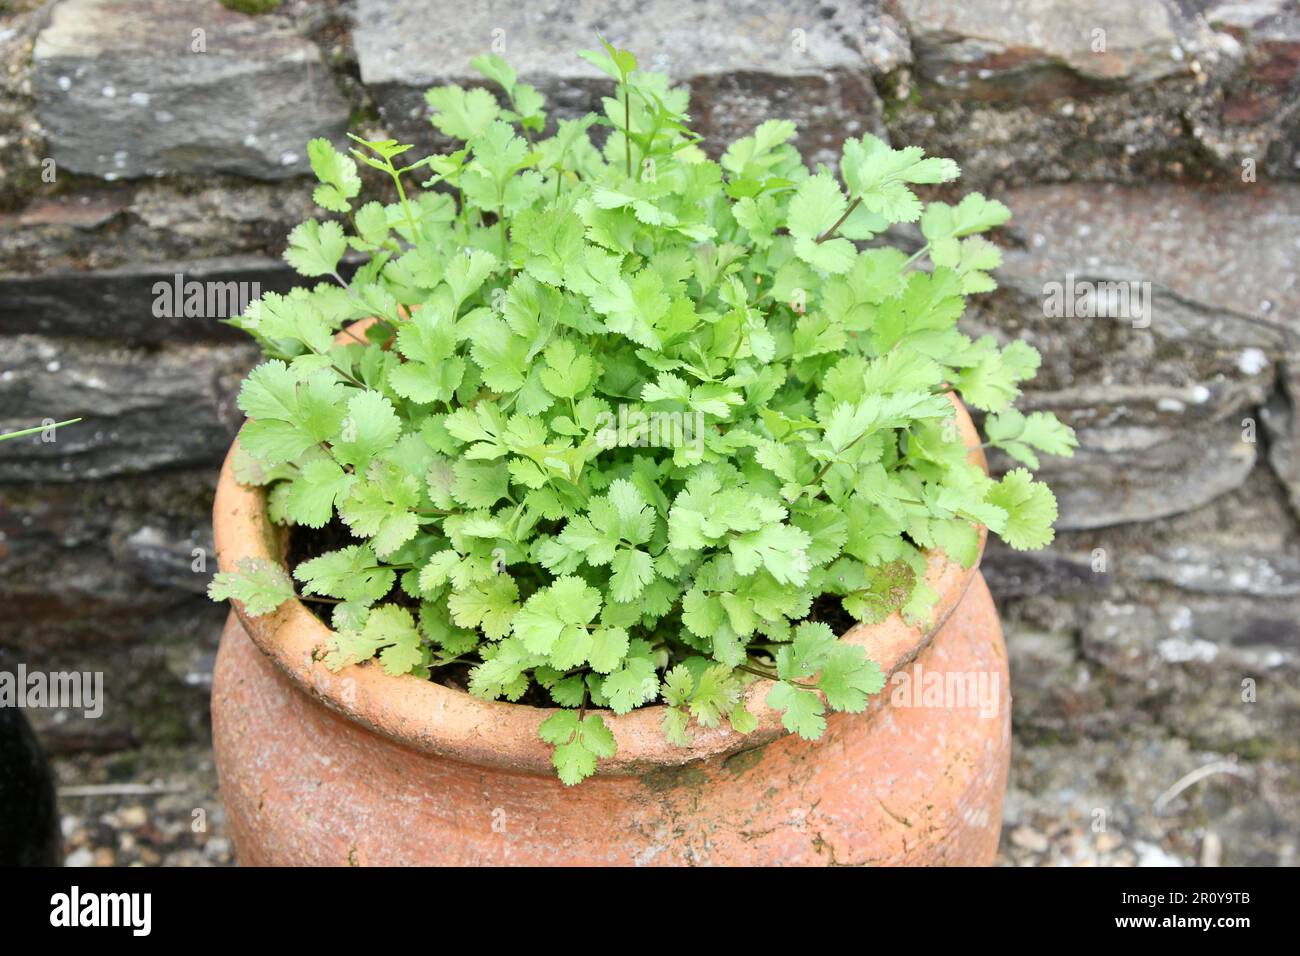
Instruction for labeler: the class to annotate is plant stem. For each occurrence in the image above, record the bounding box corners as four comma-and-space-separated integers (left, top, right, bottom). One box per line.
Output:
811, 425, 871, 485
902, 242, 931, 269
738, 662, 819, 690
327, 271, 400, 332
814, 196, 860, 244
623, 85, 632, 178
390, 167, 418, 236
498, 187, 508, 263
0, 418, 80, 442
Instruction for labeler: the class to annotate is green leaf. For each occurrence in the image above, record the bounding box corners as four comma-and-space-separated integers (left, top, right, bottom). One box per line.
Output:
512, 575, 602, 657
389, 308, 464, 404
986, 468, 1058, 550
766, 680, 826, 740
208, 557, 294, 616
687, 663, 742, 727
577, 38, 637, 81
587, 626, 630, 674
237, 362, 348, 465
787, 173, 856, 275
338, 462, 422, 557
295, 544, 395, 605
921, 193, 1011, 269
539, 711, 618, 786
468, 637, 537, 699
332, 391, 402, 470
308, 138, 361, 212
985, 409, 1077, 468
448, 574, 520, 639
284, 219, 347, 277
538, 339, 594, 399
284, 458, 354, 528
842, 134, 958, 224
324, 604, 425, 676
603, 654, 659, 714
954, 338, 1041, 412
609, 547, 655, 602
817, 645, 884, 713
426, 85, 502, 141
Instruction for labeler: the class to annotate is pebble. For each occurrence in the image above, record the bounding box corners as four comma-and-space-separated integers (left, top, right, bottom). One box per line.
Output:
64, 847, 95, 867
1010, 825, 1050, 852
119, 805, 148, 828
1094, 830, 1122, 853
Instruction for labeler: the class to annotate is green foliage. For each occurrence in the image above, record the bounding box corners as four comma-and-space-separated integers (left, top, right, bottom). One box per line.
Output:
210, 43, 1074, 784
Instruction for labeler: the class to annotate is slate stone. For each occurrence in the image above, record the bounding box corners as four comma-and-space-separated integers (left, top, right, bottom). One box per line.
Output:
351, 0, 906, 163
895, 0, 1205, 90
0, 335, 255, 481
1040, 417, 1257, 529
0, 255, 305, 342
31, 0, 350, 180
879, 0, 1300, 186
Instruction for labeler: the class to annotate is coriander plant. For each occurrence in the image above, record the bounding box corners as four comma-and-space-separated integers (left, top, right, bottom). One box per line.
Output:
209, 41, 1076, 784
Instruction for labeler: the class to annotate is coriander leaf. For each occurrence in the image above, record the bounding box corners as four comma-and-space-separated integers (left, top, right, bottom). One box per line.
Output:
208, 557, 294, 616
426, 85, 501, 141
986, 468, 1058, 550
307, 138, 361, 213
766, 680, 826, 740
295, 544, 395, 604
448, 574, 520, 638
284, 220, 347, 277
539, 711, 617, 786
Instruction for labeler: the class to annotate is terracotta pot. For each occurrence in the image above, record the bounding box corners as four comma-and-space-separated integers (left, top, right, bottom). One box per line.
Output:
211, 360, 1010, 866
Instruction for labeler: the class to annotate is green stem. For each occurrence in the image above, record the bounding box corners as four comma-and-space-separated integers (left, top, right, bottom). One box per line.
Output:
738, 662, 819, 690
623, 85, 632, 178
498, 188, 508, 263
0, 418, 80, 442
814, 196, 860, 244
390, 167, 418, 236
811, 425, 870, 485
902, 242, 931, 269
328, 271, 400, 332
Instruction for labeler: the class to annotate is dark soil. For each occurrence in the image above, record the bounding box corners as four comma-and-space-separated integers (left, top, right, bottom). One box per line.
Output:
287, 521, 557, 708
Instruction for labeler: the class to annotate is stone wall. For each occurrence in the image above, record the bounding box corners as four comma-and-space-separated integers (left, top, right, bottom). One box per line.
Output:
1, 0, 1297, 864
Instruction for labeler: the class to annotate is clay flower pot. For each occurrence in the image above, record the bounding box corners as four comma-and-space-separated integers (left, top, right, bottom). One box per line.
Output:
211, 362, 1010, 866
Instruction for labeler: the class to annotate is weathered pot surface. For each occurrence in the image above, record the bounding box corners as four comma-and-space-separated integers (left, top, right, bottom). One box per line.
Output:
211, 367, 1010, 865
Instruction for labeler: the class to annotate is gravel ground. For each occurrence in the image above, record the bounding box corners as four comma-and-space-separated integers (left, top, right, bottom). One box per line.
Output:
54, 748, 232, 868
50, 735, 1285, 867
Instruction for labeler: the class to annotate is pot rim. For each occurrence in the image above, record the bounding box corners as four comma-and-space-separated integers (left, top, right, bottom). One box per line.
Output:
213, 343, 987, 777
